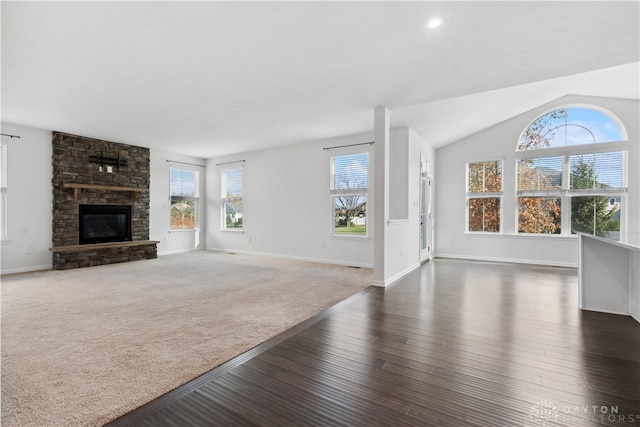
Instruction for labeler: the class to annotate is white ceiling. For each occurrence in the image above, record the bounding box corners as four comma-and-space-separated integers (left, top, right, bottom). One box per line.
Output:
2, 1, 639, 158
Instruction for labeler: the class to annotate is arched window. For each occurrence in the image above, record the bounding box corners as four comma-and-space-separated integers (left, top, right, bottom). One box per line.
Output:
517, 107, 624, 150
515, 106, 627, 240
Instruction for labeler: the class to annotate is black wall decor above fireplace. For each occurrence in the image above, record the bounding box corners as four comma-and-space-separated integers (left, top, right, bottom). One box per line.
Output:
79, 204, 132, 245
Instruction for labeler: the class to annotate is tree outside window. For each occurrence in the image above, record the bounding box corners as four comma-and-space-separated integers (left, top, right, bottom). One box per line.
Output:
331, 152, 368, 236
570, 154, 620, 238
516, 107, 625, 240
170, 167, 199, 230
221, 167, 243, 230
466, 160, 502, 233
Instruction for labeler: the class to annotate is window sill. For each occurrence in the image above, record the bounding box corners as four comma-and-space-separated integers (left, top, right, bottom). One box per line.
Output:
221, 229, 244, 233
464, 232, 578, 240
169, 228, 200, 233
331, 234, 369, 240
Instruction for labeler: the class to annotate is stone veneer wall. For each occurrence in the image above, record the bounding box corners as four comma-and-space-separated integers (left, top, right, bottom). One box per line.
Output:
51, 131, 155, 269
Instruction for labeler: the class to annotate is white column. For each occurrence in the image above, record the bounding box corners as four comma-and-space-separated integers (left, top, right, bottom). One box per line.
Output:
373, 106, 390, 286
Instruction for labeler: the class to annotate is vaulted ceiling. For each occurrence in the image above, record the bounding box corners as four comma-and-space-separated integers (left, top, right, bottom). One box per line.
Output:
2, 1, 638, 158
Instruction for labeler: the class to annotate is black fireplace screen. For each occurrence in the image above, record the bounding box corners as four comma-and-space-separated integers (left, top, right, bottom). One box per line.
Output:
79, 204, 132, 244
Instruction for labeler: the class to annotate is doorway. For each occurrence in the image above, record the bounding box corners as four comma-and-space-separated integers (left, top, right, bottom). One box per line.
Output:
420, 157, 432, 263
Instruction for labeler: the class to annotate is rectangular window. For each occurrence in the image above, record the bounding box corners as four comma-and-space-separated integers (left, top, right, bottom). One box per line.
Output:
466, 160, 502, 232
170, 167, 199, 230
221, 167, 243, 230
0, 143, 6, 240
517, 156, 562, 234
518, 153, 625, 238
330, 152, 368, 236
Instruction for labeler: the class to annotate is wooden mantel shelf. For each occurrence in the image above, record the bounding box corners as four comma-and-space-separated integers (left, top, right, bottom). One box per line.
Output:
63, 183, 148, 201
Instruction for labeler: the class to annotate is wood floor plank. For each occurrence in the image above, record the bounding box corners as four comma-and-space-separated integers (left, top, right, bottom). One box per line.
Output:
109, 259, 640, 426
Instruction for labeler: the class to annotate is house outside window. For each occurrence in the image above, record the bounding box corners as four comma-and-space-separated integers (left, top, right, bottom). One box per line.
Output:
466, 160, 502, 233
170, 167, 199, 230
330, 151, 368, 236
516, 106, 626, 240
221, 167, 243, 230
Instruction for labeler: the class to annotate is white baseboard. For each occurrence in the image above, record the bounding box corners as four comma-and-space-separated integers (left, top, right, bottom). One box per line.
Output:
1, 264, 53, 275
433, 253, 577, 268
205, 248, 373, 269
158, 248, 202, 257
372, 262, 420, 287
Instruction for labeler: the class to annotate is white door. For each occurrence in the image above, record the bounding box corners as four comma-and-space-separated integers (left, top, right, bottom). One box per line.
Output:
420, 158, 432, 263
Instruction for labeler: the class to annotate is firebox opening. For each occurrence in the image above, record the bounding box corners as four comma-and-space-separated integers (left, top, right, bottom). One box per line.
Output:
79, 204, 132, 245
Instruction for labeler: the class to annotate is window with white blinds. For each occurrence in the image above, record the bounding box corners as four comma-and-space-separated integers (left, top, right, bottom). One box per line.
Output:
569, 152, 623, 190
330, 152, 368, 236
517, 157, 562, 193
221, 167, 243, 230
516, 106, 626, 239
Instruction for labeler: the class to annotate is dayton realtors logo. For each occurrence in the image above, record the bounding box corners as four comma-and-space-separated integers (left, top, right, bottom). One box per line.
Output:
528, 401, 640, 425
529, 401, 559, 426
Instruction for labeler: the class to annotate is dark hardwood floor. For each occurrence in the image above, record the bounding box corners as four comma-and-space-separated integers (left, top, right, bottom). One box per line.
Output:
108, 258, 640, 426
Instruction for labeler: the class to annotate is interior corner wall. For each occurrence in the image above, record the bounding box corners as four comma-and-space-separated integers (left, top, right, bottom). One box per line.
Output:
205, 133, 376, 267
381, 127, 436, 285
204, 127, 436, 273
434, 95, 639, 267
149, 150, 206, 255
0, 122, 207, 274
1, 122, 53, 274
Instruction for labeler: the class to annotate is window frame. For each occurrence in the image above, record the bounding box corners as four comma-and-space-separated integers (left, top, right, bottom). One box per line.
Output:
169, 166, 200, 232
220, 165, 244, 232
329, 149, 370, 238
465, 159, 503, 234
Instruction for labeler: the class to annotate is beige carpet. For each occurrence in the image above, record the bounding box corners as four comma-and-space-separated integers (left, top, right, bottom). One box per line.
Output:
1, 251, 372, 427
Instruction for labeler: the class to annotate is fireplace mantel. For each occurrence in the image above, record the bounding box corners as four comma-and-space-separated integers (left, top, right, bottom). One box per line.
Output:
63, 183, 148, 201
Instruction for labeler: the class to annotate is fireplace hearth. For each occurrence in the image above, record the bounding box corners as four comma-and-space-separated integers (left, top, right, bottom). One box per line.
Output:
79, 204, 132, 245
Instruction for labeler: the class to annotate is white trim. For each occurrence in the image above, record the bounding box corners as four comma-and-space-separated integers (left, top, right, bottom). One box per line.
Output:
433, 253, 577, 268
372, 262, 420, 287
205, 247, 374, 269
1, 264, 53, 275
157, 248, 200, 256
515, 140, 631, 159
516, 104, 629, 151
387, 219, 409, 226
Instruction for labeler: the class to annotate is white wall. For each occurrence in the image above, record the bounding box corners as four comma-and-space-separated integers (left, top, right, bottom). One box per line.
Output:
435, 95, 639, 267
150, 150, 206, 255
0, 122, 206, 274
206, 132, 375, 267
380, 127, 435, 285
0, 123, 53, 273
204, 126, 435, 281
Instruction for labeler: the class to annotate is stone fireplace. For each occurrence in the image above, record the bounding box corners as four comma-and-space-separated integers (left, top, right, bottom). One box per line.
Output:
51, 132, 158, 269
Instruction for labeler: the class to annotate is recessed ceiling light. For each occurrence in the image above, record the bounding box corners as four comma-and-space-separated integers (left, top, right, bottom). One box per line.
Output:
425, 16, 443, 30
